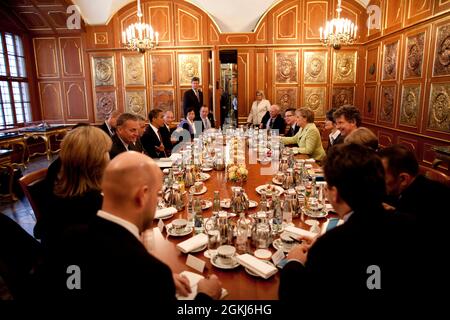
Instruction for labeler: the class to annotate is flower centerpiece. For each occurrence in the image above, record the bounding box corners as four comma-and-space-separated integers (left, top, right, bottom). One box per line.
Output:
227, 163, 248, 184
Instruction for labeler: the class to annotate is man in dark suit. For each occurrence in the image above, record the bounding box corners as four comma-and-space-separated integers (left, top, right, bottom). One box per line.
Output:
333, 105, 361, 145
199, 105, 215, 132
284, 108, 299, 137
109, 113, 140, 159
325, 107, 343, 153
159, 110, 176, 156
99, 110, 121, 138
219, 87, 229, 128
141, 109, 167, 159
91, 153, 221, 303
279, 144, 422, 305
182, 77, 203, 119
260, 104, 286, 134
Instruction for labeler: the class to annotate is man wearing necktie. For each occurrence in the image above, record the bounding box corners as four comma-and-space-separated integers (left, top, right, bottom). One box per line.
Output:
259, 104, 286, 133
141, 108, 167, 159
200, 105, 215, 132
182, 77, 203, 120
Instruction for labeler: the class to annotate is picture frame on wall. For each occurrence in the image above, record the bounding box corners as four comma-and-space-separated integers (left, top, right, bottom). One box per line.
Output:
123, 55, 145, 86
178, 53, 202, 86
92, 56, 115, 87
304, 51, 327, 84
275, 51, 298, 84
125, 90, 147, 118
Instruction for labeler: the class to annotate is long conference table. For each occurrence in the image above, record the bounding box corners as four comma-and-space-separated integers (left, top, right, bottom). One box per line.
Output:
148, 153, 321, 300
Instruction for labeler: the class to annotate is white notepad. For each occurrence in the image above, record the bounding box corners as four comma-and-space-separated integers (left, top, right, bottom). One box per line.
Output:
176, 271, 228, 300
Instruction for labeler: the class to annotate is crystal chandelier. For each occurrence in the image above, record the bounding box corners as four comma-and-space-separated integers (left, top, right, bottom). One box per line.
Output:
319, 0, 357, 49
121, 0, 159, 53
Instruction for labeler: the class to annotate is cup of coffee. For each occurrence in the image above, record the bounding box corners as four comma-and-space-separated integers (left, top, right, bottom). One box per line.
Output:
280, 232, 296, 250
194, 181, 204, 193
172, 218, 187, 234
216, 245, 236, 265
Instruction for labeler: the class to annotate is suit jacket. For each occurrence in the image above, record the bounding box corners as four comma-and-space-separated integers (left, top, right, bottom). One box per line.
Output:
183, 89, 203, 119
109, 134, 128, 159
260, 112, 286, 133
281, 123, 325, 161
285, 124, 300, 137
200, 113, 215, 131
279, 206, 422, 305
141, 125, 166, 158
159, 124, 174, 155
99, 122, 114, 138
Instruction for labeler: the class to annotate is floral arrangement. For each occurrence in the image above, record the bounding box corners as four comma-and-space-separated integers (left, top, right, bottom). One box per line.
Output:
227, 164, 248, 183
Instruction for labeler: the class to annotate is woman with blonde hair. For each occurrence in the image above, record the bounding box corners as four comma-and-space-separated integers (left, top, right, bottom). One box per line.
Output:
247, 90, 271, 127
344, 127, 379, 151
37, 126, 112, 248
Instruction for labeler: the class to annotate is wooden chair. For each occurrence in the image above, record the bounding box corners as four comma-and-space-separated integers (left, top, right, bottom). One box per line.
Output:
419, 166, 450, 187
19, 168, 48, 221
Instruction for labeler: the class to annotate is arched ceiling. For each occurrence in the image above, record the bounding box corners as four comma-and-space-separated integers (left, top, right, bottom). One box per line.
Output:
73, 0, 369, 32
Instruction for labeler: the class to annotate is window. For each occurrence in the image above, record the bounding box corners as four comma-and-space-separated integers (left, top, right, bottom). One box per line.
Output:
0, 32, 31, 128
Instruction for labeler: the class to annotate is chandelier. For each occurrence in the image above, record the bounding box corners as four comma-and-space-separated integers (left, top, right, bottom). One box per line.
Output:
319, 0, 357, 49
121, 0, 159, 53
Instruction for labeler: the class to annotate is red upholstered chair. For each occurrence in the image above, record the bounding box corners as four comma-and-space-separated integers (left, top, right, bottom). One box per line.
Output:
419, 166, 450, 187
19, 168, 48, 221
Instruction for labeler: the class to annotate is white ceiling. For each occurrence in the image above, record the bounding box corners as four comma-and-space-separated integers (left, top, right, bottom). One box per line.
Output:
73, 0, 368, 33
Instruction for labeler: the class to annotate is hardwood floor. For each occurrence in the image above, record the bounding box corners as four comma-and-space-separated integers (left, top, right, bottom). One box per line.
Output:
0, 155, 54, 237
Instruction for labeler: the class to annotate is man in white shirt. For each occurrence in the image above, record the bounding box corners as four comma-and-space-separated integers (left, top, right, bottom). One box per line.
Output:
200, 105, 215, 131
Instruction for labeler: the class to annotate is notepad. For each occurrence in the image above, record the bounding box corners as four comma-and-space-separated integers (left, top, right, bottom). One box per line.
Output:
176, 233, 208, 253
154, 207, 177, 219
177, 271, 228, 300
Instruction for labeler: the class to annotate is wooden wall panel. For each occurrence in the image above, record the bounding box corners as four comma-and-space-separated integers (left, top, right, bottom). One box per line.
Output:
384, 0, 405, 34
434, 0, 450, 14
237, 51, 250, 121
59, 37, 84, 77
406, 0, 433, 26
148, 5, 173, 44
38, 81, 63, 120
304, 1, 328, 43
151, 53, 174, 86
272, 2, 300, 44
255, 51, 267, 94
63, 81, 88, 121
175, 6, 202, 45
366, 0, 382, 40
365, 44, 379, 82
33, 38, 59, 78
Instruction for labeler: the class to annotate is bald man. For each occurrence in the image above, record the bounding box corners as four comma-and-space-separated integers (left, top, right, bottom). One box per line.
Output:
260, 104, 286, 133
91, 152, 220, 303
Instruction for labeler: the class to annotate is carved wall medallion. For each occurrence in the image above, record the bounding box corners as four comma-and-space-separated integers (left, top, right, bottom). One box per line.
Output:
333, 51, 356, 83
405, 32, 425, 78
178, 53, 201, 86
433, 23, 450, 76
93, 56, 114, 87
369, 63, 376, 75
332, 87, 354, 108
379, 86, 395, 124
275, 52, 298, 83
276, 88, 297, 112
400, 85, 421, 127
428, 83, 450, 133
125, 90, 147, 118
123, 55, 145, 86
382, 41, 398, 80
95, 91, 116, 121
153, 89, 174, 113
303, 87, 325, 117
304, 51, 327, 84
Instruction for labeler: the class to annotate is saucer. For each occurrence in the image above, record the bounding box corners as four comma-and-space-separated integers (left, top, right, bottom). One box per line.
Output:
196, 173, 211, 182
220, 199, 231, 209
201, 167, 213, 172
272, 238, 297, 253
166, 224, 193, 237
249, 200, 258, 208
255, 184, 284, 196
303, 209, 328, 219
189, 185, 207, 195
272, 177, 283, 185
245, 260, 277, 278
201, 199, 212, 210
210, 254, 240, 270
191, 244, 207, 253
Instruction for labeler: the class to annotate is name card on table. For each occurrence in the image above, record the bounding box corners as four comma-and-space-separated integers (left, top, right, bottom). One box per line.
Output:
186, 254, 206, 273
271, 249, 286, 267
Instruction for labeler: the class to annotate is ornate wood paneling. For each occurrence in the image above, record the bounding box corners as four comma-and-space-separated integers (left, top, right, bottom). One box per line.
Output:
223, 35, 252, 44
148, 5, 173, 43
399, 84, 422, 130
273, 2, 300, 44
38, 81, 63, 120
378, 85, 396, 125
122, 54, 146, 86
33, 38, 59, 78
406, 0, 433, 26
397, 136, 419, 152
303, 86, 326, 117
176, 6, 202, 45
95, 91, 117, 122
426, 83, 450, 134
367, 0, 382, 39
303, 50, 327, 84
276, 87, 297, 113
384, 0, 405, 33
365, 44, 379, 82
59, 37, 84, 78
237, 52, 249, 120
304, 1, 328, 42
363, 85, 377, 122
332, 87, 354, 108
177, 53, 202, 86
434, 0, 450, 14
91, 56, 115, 87
274, 51, 298, 84
208, 23, 220, 44
382, 38, 400, 81
432, 21, 450, 78
256, 21, 267, 43
124, 89, 147, 118
152, 89, 174, 113
63, 81, 88, 121
255, 51, 267, 94
333, 50, 357, 83
377, 130, 394, 148
404, 30, 427, 79
151, 53, 174, 86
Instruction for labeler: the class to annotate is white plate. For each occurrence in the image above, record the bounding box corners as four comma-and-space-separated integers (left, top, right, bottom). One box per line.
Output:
272, 177, 283, 185
245, 260, 277, 278
257, 157, 272, 164
220, 199, 257, 209
191, 244, 207, 253
210, 255, 240, 270
201, 200, 212, 210
249, 200, 258, 208
158, 214, 174, 220
272, 238, 297, 253
196, 173, 211, 182
201, 167, 213, 172
189, 185, 208, 195
255, 184, 284, 196
166, 224, 193, 237
303, 209, 328, 219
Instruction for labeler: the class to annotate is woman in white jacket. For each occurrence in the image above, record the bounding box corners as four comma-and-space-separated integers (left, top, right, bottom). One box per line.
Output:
247, 90, 271, 127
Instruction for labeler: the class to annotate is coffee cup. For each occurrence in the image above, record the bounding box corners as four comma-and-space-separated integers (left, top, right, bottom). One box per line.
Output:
194, 181, 204, 192
172, 218, 187, 234
280, 232, 295, 250
216, 245, 236, 265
